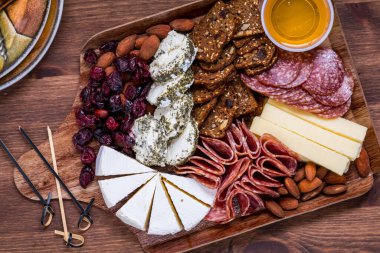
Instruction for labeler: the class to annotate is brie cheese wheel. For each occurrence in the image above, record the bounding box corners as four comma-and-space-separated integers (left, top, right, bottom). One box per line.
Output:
96, 146, 155, 176
148, 175, 183, 235
164, 181, 210, 231
165, 119, 198, 165
116, 174, 158, 231
98, 172, 156, 208
161, 173, 216, 206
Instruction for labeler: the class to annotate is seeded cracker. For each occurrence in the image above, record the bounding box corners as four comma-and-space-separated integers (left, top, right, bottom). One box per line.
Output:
192, 98, 218, 127
237, 36, 271, 55
233, 36, 253, 48
191, 84, 226, 104
229, 77, 258, 117
194, 64, 236, 88
235, 42, 276, 69
244, 49, 278, 76
191, 1, 238, 63
229, 0, 263, 39
199, 44, 237, 72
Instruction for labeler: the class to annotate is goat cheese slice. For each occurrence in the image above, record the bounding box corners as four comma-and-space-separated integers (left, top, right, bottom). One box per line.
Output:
116, 174, 158, 231
98, 172, 156, 208
95, 146, 155, 176
148, 175, 182, 235
161, 173, 216, 206
163, 181, 210, 231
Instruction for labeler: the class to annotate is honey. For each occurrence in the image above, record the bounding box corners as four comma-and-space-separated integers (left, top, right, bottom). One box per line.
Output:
263, 0, 331, 49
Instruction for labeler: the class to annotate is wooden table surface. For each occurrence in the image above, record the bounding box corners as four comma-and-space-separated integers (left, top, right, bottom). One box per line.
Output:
1, 0, 380, 252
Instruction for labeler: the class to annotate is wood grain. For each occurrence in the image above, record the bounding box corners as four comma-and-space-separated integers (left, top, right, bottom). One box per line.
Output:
1, 0, 380, 252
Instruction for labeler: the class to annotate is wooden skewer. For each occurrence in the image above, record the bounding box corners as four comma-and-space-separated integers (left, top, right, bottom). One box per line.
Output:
47, 126, 84, 247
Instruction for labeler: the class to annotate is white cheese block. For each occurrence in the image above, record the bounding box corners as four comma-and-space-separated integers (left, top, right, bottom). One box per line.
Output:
268, 99, 367, 143
261, 103, 362, 160
148, 176, 183, 235
98, 172, 156, 208
116, 174, 158, 231
95, 146, 155, 176
250, 117, 350, 175
161, 173, 216, 206
164, 181, 210, 231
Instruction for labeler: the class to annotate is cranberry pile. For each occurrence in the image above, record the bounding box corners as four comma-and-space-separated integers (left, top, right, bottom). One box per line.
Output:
73, 41, 152, 188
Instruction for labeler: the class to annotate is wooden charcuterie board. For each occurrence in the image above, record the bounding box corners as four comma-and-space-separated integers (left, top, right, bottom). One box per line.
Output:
13, 0, 380, 252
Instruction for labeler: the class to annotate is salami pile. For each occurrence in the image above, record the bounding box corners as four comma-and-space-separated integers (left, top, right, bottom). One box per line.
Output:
241, 48, 354, 118
176, 121, 298, 223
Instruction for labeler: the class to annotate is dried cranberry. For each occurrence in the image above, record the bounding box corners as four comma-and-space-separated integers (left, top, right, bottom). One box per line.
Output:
124, 84, 137, 101
105, 116, 120, 131
132, 99, 147, 118
94, 109, 109, 118
114, 132, 135, 148
101, 82, 111, 98
136, 84, 151, 99
122, 147, 134, 156
82, 102, 95, 113
108, 95, 122, 112
90, 66, 105, 81
98, 134, 113, 146
115, 57, 130, 72
75, 108, 87, 119
99, 40, 118, 54
81, 146, 96, 165
121, 115, 134, 133
79, 165, 94, 188
72, 128, 93, 151
84, 49, 97, 65
76, 114, 98, 128
124, 100, 133, 115
88, 79, 102, 88
106, 71, 123, 93
81, 165, 95, 180
80, 87, 91, 103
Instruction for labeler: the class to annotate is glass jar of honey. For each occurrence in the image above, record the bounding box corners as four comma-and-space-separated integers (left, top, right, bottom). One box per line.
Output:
260, 0, 334, 52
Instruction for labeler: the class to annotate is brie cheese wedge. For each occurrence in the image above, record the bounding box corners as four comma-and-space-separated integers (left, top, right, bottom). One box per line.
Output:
116, 174, 158, 231
148, 175, 183, 235
161, 173, 216, 206
164, 181, 210, 231
96, 146, 155, 176
98, 172, 156, 208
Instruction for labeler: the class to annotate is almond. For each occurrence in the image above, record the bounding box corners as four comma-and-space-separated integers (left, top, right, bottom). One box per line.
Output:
140, 35, 160, 61
265, 200, 285, 218
130, 50, 140, 57
277, 186, 288, 196
305, 162, 316, 181
169, 19, 195, 32
301, 182, 325, 201
278, 197, 298, 211
293, 166, 305, 182
116, 34, 137, 57
284, 178, 300, 199
323, 184, 347, 195
146, 24, 171, 39
316, 166, 328, 180
104, 65, 115, 76
324, 172, 347, 185
355, 148, 371, 178
298, 177, 322, 193
135, 35, 149, 49
96, 52, 116, 68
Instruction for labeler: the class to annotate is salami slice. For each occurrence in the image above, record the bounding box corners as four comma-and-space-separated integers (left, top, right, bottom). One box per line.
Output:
317, 98, 351, 118
237, 121, 261, 159
240, 74, 288, 97
293, 100, 332, 114
199, 137, 238, 165
239, 176, 280, 198
312, 74, 354, 106
225, 123, 249, 157
303, 48, 345, 96
257, 50, 302, 87
256, 156, 293, 177
175, 168, 222, 189
183, 156, 226, 176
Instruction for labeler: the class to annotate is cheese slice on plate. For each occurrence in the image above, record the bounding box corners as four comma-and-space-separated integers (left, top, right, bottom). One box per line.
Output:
96, 146, 155, 176
148, 175, 183, 235
163, 181, 210, 231
161, 173, 216, 206
250, 117, 350, 175
261, 103, 362, 160
98, 172, 156, 208
116, 174, 158, 231
268, 99, 367, 143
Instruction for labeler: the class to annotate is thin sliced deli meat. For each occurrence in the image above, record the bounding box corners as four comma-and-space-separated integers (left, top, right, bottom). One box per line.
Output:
257, 50, 302, 87
175, 167, 222, 189
317, 98, 351, 119
237, 120, 261, 159
225, 123, 249, 157
280, 52, 314, 88
185, 156, 226, 176
302, 48, 345, 96
312, 74, 354, 106
199, 137, 238, 165
238, 175, 280, 198
240, 73, 289, 97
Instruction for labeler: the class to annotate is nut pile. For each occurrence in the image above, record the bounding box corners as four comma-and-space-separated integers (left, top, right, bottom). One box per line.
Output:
264, 148, 371, 218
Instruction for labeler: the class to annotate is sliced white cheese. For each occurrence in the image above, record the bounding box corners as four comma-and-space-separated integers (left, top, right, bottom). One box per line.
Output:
268, 99, 367, 143
98, 172, 156, 208
165, 118, 198, 165
163, 181, 210, 231
148, 176, 183, 235
250, 117, 350, 175
261, 103, 362, 160
161, 173, 216, 206
95, 146, 155, 176
116, 174, 158, 231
